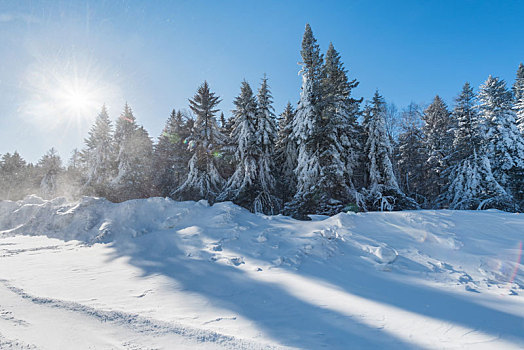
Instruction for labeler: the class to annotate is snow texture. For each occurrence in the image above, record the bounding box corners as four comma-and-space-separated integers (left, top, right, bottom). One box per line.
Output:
0, 196, 523, 349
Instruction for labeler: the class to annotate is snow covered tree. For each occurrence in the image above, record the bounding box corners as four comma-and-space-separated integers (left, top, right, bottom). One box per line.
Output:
422, 96, 453, 203
275, 102, 297, 203
283, 24, 324, 219
477, 76, 524, 204
513, 63, 524, 134
513, 63, 524, 102
254, 77, 280, 213
172, 81, 225, 204
218, 79, 280, 214
443, 82, 515, 210
362, 91, 417, 211
153, 110, 191, 197
112, 104, 154, 201
321, 42, 361, 191
218, 112, 236, 180
38, 148, 62, 199
81, 105, 114, 198
0, 151, 30, 200
218, 81, 258, 207
286, 26, 361, 218
396, 103, 425, 203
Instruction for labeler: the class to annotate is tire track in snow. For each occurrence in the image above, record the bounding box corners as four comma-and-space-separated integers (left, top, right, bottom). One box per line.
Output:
0, 279, 289, 350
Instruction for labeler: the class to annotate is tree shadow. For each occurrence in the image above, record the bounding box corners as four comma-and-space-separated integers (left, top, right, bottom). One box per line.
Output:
106, 230, 420, 349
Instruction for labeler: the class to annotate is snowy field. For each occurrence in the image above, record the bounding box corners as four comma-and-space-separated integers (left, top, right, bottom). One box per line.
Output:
0, 196, 523, 349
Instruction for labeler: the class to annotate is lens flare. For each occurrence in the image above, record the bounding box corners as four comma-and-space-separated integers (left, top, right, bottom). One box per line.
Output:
508, 241, 522, 285
21, 52, 122, 130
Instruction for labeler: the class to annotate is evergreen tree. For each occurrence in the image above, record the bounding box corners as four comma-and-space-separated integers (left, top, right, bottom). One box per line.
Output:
219, 80, 280, 214
275, 102, 297, 204
443, 82, 515, 210
218, 112, 236, 180
512, 63, 524, 102
477, 76, 524, 203
396, 103, 425, 204
172, 81, 225, 204
81, 105, 114, 197
321, 42, 361, 191
153, 110, 191, 197
284, 24, 324, 219
0, 151, 29, 200
254, 77, 280, 213
513, 63, 524, 134
112, 104, 154, 201
362, 91, 417, 211
422, 96, 453, 203
38, 148, 62, 199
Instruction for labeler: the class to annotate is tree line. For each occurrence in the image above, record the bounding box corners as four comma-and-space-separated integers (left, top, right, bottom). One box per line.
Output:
1, 24, 523, 219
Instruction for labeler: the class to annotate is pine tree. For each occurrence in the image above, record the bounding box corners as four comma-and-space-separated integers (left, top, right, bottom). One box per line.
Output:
275, 102, 297, 203
112, 104, 154, 201
172, 81, 225, 204
81, 105, 114, 197
362, 91, 417, 211
38, 148, 62, 199
443, 82, 515, 210
153, 110, 191, 197
396, 103, 425, 203
422, 96, 453, 203
477, 76, 524, 204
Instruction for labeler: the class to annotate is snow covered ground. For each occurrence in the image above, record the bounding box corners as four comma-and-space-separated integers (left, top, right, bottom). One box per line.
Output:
0, 196, 522, 349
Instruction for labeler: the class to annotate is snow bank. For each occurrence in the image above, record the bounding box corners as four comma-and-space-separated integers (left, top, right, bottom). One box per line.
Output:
0, 196, 523, 349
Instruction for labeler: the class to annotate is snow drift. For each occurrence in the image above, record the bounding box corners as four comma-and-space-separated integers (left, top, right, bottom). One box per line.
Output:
0, 195, 523, 349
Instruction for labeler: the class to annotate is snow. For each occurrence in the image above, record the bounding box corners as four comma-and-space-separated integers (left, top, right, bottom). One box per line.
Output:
0, 196, 523, 349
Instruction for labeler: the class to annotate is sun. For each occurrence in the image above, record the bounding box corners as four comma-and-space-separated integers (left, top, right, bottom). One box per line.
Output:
55, 76, 99, 118
21, 53, 122, 129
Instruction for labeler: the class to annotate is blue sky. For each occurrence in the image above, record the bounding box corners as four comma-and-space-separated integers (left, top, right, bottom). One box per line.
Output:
1, 0, 523, 162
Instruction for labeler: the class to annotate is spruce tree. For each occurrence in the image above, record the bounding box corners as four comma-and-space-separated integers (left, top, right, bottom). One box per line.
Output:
362, 91, 417, 211
254, 76, 280, 213
286, 25, 360, 218
81, 105, 114, 198
153, 110, 191, 197
0, 151, 29, 200
38, 148, 62, 199
275, 102, 297, 204
284, 24, 324, 219
443, 82, 514, 210
422, 96, 453, 203
512, 63, 524, 102
218, 81, 259, 208
321, 42, 361, 192
477, 76, 524, 203
112, 104, 154, 201
172, 81, 225, 204
218, 79, 280, 214
513, 63, 524, 134
396, 103, 425, 203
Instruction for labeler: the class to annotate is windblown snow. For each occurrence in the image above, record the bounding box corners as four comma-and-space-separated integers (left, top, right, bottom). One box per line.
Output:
0, 196, 522, 349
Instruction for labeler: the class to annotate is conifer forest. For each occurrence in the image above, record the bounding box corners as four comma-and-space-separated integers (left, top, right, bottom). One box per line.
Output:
2, 24, 524, 219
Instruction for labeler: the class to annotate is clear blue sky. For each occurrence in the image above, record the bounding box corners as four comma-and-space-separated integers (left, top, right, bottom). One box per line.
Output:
1, 0, 523, 162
